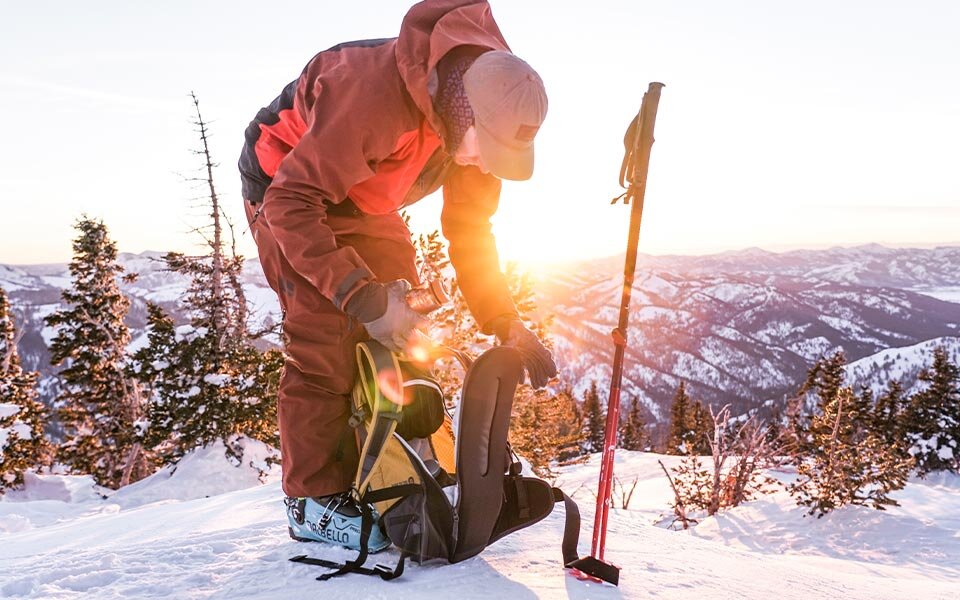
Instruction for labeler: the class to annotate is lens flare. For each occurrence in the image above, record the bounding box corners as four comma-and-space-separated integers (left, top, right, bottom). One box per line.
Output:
404, 331, 437, 365
377, 370, 409, 407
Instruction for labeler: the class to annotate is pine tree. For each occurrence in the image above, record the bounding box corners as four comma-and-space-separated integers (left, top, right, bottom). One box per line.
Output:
903, 346, 960, 475
787, 351, 848, 459
133, 95, 281, 466
619, 395, 648, 451
783, 393, 808, 459
873, 379, 906, 450
45, 217, 152, 488
666, 381, 692, 454
689, 400, 714, 455
789, 386, 911, 516
511, 387, 584, 477
765, 403, 785, 447
0, 287, 53, 491
804, 351, 847, 402
581, 380, 606, 453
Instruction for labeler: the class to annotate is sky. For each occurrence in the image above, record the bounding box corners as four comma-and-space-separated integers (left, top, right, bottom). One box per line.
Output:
2, 0, 958, 266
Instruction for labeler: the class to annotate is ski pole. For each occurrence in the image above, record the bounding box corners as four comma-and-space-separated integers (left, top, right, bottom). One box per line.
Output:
576, 83, 664, 583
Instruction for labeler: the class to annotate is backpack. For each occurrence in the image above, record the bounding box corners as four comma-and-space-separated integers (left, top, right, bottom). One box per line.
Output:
290, 340, 586, 581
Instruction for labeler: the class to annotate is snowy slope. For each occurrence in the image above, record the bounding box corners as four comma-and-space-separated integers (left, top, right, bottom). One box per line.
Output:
1, 449, 957, 599
845, 336, 960, 397
3, 244, 959, 428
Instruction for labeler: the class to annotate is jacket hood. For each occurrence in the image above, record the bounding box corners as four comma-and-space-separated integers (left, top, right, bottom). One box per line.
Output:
396, 0, 510, 146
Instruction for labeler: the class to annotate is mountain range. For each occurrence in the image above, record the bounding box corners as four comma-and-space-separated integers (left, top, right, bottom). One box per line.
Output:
2, 244, 959, 427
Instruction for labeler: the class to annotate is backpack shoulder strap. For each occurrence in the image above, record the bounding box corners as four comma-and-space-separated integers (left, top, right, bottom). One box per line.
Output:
451, 346, 523, 562
552, 488, 583, 567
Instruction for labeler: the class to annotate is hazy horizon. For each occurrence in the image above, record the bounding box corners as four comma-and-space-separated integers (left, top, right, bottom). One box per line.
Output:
4, 238, 959, 269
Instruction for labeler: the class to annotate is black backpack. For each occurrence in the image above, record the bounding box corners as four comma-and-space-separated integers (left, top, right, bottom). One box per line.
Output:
290, 341, 585, 581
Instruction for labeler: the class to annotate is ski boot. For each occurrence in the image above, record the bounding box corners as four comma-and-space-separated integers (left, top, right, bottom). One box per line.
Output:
285, 493, 391, 553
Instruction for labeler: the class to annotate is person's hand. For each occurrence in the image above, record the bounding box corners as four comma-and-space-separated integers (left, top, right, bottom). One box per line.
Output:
495, 318, 557, 389
346, 280, 427, 353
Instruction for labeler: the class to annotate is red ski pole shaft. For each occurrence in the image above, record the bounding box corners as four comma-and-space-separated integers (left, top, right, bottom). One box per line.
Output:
590, 82, 664, 561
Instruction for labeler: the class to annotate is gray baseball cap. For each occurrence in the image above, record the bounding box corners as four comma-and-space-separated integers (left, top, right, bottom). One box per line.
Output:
463, 51, 548, 181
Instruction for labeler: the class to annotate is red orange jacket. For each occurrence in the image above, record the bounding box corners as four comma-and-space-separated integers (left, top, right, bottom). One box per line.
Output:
239, 0, 519, 332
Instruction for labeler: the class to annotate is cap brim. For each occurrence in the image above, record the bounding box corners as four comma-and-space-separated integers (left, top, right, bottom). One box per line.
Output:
475, 122, 535, 181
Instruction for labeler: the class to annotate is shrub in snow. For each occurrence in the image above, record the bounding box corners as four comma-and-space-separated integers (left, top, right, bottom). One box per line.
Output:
661, 404, 780, 528
44, 218, 153, 489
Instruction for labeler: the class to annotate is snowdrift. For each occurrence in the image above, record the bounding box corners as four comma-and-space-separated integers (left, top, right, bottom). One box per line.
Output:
1, 449, 958, 599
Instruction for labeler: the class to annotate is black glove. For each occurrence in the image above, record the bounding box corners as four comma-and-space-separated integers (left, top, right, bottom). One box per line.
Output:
345, 280, 427, 353
494, 318, 557, 389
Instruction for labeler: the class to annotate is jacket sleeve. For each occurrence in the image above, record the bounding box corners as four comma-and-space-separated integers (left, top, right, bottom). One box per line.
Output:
441, 165, 518, 333
260, 81, 394, 311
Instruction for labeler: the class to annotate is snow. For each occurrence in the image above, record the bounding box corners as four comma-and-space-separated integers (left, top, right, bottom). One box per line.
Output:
202, 374, 229, 386
1, 452, 958, 599
11, 422, 31, 440
910, 286, 960, 305
144, 285, 189, 303
845, 337, 960, 397
0, 403, 24, 458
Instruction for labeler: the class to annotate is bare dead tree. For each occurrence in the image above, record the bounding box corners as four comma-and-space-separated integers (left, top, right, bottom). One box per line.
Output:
223, 213, 249, 341
614, 475, 640, 509
705, 405, 780, 514
188, 91, 231, 349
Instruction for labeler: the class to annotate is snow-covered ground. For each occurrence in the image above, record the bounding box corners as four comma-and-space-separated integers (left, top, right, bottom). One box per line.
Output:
1, 449, 958, 599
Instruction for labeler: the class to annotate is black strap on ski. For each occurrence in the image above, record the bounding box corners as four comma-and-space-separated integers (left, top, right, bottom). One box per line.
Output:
290, 552, 410, 581
315, 500, 375, 581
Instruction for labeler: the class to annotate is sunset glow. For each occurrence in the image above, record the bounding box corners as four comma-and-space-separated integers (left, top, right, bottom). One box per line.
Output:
2, 0, 958, 267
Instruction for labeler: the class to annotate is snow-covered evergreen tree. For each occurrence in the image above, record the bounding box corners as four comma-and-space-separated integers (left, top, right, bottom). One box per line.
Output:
903, 346, 960, 475
45, 217, 152, 488
0, 287, 53, 491
786, 351, 848, 459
